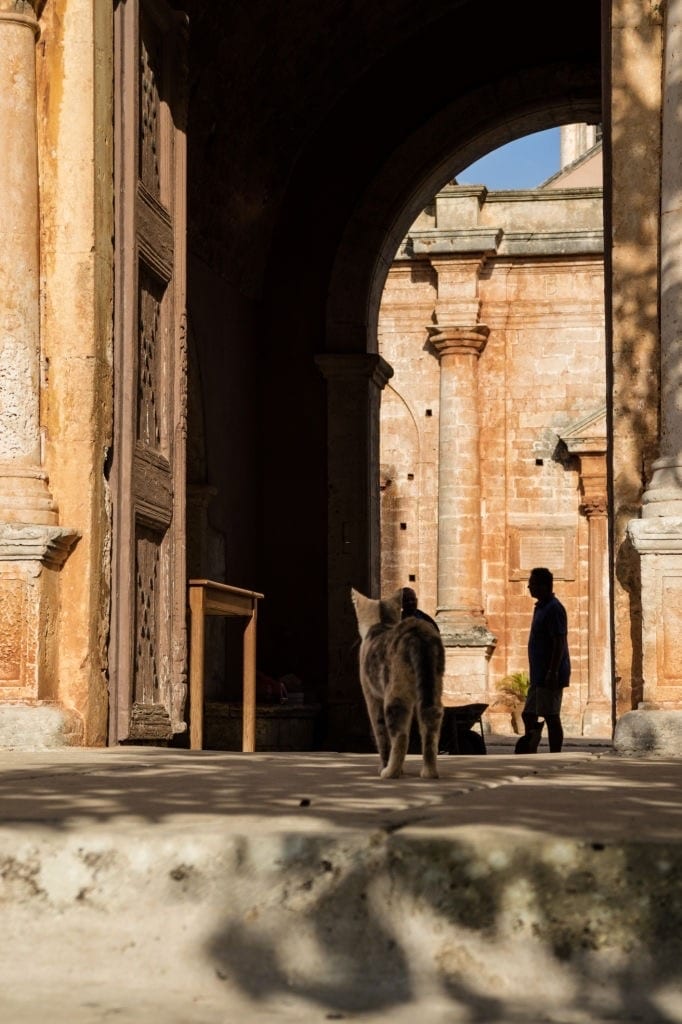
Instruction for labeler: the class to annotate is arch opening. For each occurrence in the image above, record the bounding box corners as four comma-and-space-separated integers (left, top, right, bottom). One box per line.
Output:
376, 125, 611, 743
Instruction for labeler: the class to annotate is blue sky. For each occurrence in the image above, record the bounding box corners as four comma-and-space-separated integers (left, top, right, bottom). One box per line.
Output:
457, 127, 561, 190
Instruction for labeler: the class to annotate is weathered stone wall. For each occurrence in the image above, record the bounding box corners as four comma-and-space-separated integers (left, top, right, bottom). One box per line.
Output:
36, 1, 113, 743
608, 0, 663, 718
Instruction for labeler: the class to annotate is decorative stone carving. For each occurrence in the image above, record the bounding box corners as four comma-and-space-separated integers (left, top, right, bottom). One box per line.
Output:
0, 524, 78, 701
581, 497, 608, 518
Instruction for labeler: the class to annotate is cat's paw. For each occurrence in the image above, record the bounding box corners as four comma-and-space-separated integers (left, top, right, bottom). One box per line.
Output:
380, 765, 402, 779
420, 765, 439, 779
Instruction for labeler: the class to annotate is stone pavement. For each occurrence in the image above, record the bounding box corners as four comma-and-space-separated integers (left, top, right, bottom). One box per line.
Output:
0, 741, 681, 1023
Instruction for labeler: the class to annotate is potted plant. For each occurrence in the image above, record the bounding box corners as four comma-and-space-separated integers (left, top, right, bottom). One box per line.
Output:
495, 671, 529, 734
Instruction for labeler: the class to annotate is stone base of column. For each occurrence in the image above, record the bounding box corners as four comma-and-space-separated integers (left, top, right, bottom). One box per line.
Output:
439, 626, 496, 707
641, 457, 682, 518
628, 517, 682, 708
0, 524, 79, 706
436, 614, 495, 647
0, 702, 83, 750
613, 709, 682, 756
582, 701, 613, 737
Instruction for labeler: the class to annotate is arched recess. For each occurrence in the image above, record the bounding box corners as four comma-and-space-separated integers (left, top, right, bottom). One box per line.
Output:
253, 0, 601, 748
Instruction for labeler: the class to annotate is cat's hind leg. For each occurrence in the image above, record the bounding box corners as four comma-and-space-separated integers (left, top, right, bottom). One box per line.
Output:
363, 691, 390, 769
417, 702, 444, 779
380, 698, 412, 778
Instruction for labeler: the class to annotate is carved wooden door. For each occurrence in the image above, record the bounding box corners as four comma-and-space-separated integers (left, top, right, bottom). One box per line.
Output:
111, 0, 188, 743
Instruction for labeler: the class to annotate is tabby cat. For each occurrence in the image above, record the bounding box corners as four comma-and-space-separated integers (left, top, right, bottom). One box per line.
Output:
350, 587, 444, 778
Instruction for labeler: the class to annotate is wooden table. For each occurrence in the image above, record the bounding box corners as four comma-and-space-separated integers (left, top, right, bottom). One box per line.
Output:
188, 579, 264, 751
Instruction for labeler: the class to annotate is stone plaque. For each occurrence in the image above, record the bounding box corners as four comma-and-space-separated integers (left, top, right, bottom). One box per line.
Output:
508, 526, 576, 581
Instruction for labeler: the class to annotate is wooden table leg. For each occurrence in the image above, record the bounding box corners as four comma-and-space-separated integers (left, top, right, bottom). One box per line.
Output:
242, 604, 257, 752
189, 588, 206, 750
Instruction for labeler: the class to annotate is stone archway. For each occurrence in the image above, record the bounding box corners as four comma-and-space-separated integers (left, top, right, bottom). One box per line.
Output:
317, 92, 601, 744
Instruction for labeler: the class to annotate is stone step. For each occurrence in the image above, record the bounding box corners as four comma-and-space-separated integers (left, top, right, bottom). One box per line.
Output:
0, 747, 680, 1023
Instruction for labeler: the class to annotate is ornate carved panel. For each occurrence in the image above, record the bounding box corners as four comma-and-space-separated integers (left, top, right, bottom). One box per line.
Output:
0, 577, 25, 691
137, 264, 165, 452
139, 9, 162, 200
134, 525, 162, 704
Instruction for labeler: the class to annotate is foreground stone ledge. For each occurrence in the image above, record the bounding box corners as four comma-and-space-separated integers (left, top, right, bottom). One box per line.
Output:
614, 709, 682, 756
0, 824, 680, 1022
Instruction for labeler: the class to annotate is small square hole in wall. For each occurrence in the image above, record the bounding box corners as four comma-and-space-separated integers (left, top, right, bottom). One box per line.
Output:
408, 573, 416, 582
535, 458, 544, 466
407, 473, 414, 481
400, 522, 407, 530
425, 409, 433, 417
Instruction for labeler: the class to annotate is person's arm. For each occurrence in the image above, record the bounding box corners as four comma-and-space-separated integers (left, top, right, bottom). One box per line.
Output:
545, 634, 566, 686
544, 602, 567, 685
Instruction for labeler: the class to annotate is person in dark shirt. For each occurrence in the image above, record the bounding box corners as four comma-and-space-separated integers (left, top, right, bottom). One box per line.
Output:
519, 566, 570, 754
401, 587, 440, 632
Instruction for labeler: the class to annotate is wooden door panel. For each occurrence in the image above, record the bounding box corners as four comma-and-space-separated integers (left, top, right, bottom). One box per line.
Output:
111, 0, 187, 744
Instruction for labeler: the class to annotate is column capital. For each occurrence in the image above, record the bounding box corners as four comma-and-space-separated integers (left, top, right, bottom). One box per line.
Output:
427, 324, 490, 359
581, 496, 608, 518
428, 252, 491, 274
315, 352, 394, 389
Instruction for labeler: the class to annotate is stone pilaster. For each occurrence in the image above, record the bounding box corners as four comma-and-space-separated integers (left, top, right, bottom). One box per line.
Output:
315, 352, 393, 747
580, 496, 613, 734
625, 0, 682, 733
561, 412, 612, 735
0, 3, 78, 742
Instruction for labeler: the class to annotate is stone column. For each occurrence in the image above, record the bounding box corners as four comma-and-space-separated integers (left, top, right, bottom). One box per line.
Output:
429, 325, 489, 631
0, 1, 54, 524
425, 255, 496, 703
626, 0, 682, 725
316, 353, 393, 748
0, 2, 77, 734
